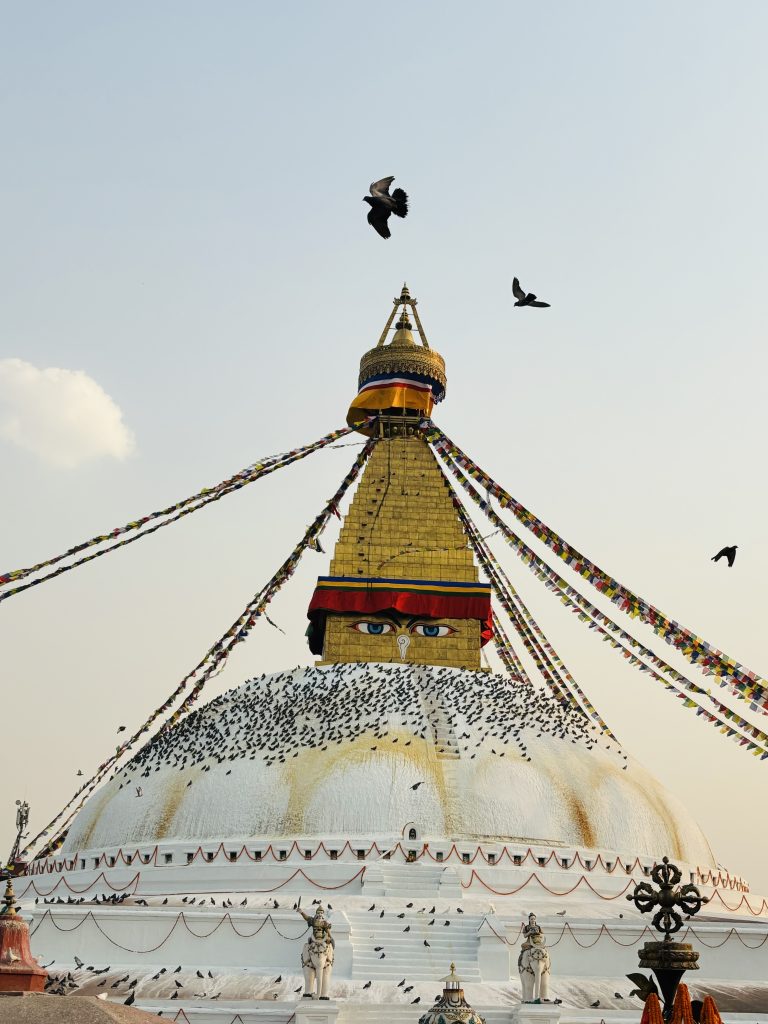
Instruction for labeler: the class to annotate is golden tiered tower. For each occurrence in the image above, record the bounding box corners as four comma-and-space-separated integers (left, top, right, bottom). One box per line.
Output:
307, 287, 491, 671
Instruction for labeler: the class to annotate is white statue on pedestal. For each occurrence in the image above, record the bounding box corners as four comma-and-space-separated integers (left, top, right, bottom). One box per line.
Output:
518, 913, 551, 1003
296, 904, 335, 1000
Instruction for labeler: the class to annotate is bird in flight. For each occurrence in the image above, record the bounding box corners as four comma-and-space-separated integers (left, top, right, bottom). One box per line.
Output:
364, 176, 408, 239
627, 973, 658, 1000
712, 545, 737, 567
512, 277, 550, 307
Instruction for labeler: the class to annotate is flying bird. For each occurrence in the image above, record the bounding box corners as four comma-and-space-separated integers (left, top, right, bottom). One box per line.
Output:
410, 781, 424, 790
363, 176, 408, 239
711, 545, 737, 567
512, 277, 550, 308
627, 973, 659, 1001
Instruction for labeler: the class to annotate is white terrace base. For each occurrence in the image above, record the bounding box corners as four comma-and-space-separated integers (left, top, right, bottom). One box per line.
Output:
295, 998, 339, 1024
512, 1004, 562, 1024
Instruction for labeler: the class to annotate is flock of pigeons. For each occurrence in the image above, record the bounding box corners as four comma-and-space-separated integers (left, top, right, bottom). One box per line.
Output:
37, 891, 643, 1009
116, 662, 624, 789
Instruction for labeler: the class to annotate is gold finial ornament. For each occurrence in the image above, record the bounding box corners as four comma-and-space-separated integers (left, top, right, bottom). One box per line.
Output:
418, 962, 486, 1024
2, 879, 18, 916
348, 284, 446, 433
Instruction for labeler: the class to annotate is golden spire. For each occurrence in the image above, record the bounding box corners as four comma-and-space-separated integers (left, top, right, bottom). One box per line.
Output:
353, 285, 447, 428
309, 286, 491, 669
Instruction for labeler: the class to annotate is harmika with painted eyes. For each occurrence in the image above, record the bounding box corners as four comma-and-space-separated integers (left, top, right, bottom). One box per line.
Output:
349, 611, 459, 661
351, 617, 456, 638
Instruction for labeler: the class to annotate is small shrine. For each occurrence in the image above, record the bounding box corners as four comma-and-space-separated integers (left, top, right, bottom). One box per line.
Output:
0, 879, 47, 993
417, 964, 486, 1024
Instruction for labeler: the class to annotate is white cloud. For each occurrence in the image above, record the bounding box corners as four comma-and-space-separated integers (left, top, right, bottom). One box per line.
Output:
0, 358, 136, 469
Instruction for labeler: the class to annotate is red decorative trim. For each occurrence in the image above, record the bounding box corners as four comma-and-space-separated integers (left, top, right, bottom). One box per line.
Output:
30, 908, 309, 952
308, 585, 492, 631
482, 919, 768, 950
22, 840, 751, 897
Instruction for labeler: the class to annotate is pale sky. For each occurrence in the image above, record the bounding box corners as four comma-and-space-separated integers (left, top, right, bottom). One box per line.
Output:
2, 2, 767, 891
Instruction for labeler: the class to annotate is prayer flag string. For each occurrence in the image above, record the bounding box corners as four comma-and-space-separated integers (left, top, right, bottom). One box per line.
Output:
461, 506, 576, 704
22, 439, 376, 862
448, 474, 617, 740
431, 436, 768, 761
490, 615, 532, 684
0, 426, 353, 602
426, 426, 768, 715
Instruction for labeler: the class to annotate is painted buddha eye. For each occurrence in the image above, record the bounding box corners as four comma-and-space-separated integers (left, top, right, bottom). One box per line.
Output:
411, 623, 456, 638
351, 621, 394, 635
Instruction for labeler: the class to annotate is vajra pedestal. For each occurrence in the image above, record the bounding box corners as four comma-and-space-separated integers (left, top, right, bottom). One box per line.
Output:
627, 857, 708, 1019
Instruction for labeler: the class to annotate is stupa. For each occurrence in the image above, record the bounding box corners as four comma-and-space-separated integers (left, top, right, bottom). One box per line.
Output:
11, 288, 768, 1021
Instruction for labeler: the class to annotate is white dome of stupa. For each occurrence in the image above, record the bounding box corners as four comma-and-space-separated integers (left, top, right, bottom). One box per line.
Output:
62, 663, 714, 868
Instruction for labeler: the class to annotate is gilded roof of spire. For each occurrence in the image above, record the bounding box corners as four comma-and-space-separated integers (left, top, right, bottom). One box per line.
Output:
358, 285, 446, 395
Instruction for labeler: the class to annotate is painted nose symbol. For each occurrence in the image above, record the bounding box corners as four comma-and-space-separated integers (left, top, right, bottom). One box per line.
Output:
397, 634, 411, 660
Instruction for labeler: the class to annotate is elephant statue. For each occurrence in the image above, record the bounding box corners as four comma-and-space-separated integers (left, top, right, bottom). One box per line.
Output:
517, 912, 551, 1003
297, 905, 335, 1000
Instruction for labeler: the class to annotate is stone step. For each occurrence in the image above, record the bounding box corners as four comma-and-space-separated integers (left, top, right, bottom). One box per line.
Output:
354, 945, 477, 954
351, 926, 477, 938
349, 906, 481, 983
350, 921, 479, 934
369, 884, 450, 889
351, 963, 482, 979
354, 938, 476, 948
354, 956, 477, 963
353, 963, 480, 975
351, 971, 483, 982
